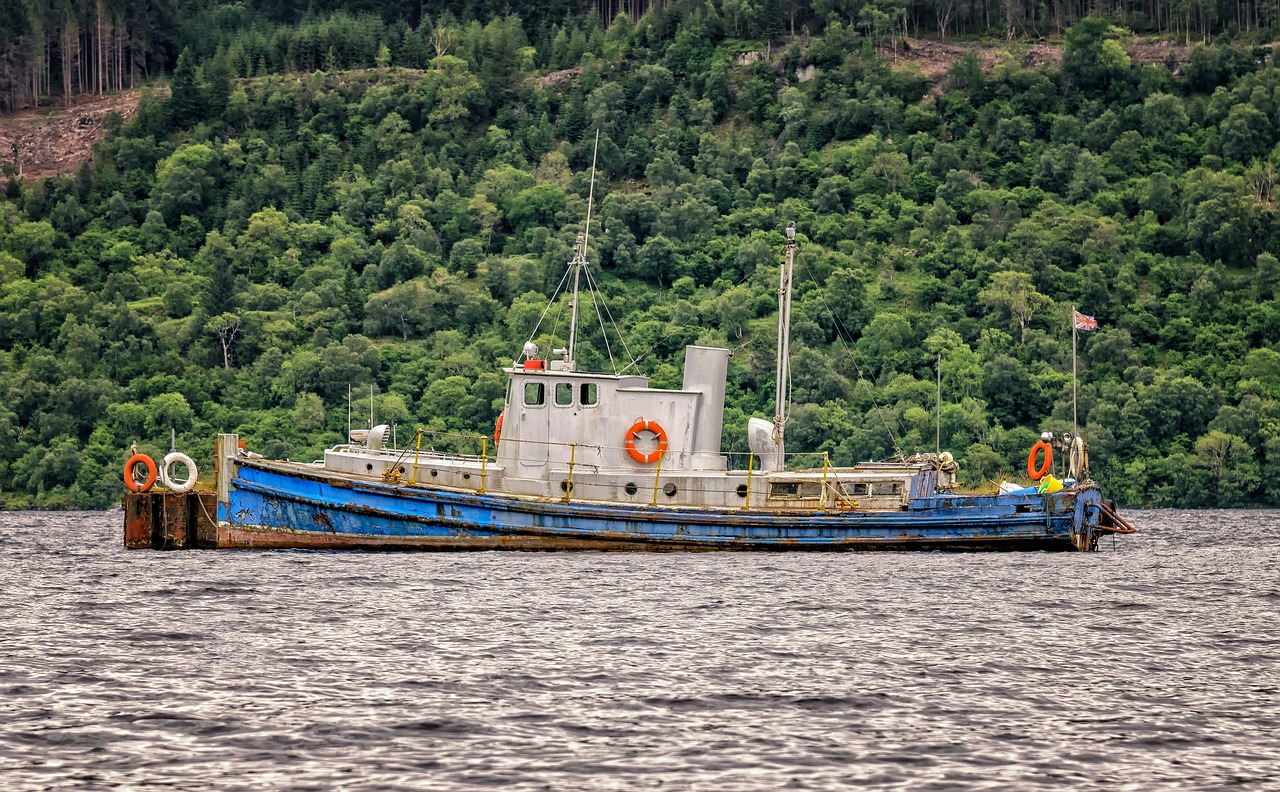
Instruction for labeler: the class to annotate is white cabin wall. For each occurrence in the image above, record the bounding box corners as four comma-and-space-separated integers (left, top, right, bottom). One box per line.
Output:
494, 365, 731, 476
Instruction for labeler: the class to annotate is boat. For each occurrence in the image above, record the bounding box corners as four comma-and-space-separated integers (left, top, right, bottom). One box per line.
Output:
201, 214, 1134, 552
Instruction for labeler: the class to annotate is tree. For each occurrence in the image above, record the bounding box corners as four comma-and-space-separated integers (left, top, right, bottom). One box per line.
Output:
199, 231, 239, 315
1219, 104, 1272, 163
1142, 93, 1187, 140
635, 235, 679, 287
146, 393, 195, 435
154, 145, 218, 224
206, 312, 243, 369
979, 271, 1052, 344
169, 47, 202, 126
363, 280, 433, 340
1195, 431, 1259, 506
982, 355, 1040, 427
1061, 18, 1130, 92
292, 393, 326, 431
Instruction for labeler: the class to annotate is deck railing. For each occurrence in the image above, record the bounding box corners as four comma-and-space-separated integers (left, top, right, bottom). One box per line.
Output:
328, 426, 898, 511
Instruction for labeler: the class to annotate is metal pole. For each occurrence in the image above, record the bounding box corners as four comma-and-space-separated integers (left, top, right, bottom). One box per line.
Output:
480, 436, 488, 494
651, 454, 662, 507
564, 442, 576, 503
823, 452, 829, 508
1072, 305, 1078, 440
743, 452, 753, 511
775, 222, 796, 461
935, 351, 941, 458
412, 427, 422, 482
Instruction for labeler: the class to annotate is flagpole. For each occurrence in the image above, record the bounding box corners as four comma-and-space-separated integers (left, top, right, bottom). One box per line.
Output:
1072, 305, 1078, 441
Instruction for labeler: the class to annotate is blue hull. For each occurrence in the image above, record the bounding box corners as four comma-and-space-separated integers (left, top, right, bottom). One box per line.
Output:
217, 460, 1105, 551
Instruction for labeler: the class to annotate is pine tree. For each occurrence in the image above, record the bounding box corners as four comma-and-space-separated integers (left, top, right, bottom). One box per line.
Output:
168, 47, 201, 126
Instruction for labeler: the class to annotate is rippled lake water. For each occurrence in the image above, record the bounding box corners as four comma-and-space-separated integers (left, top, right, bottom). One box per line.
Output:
1, 509, 1278, 790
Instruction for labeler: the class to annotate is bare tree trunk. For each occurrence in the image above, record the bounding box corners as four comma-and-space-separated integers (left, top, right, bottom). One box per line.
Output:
97, 0, 103, 96
62, 23, 72, 109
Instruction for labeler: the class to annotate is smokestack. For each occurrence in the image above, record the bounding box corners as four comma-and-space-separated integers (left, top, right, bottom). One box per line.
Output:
682, 346, 729, 456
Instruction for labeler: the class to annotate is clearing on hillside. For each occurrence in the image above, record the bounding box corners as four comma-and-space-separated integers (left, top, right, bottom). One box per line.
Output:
0, 91, 158, 182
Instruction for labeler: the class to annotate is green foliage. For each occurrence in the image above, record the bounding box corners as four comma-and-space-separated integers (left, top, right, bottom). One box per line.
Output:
169, 48, 203, 126
4, 14, 1280, 510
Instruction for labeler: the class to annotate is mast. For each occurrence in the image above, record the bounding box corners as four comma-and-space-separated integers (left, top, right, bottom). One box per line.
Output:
566, 234, 585, 372
774, 222, 796, 456
566, 130, 600, 373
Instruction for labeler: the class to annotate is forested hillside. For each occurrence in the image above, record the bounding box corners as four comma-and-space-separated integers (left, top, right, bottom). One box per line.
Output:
3, 2, 1280, 509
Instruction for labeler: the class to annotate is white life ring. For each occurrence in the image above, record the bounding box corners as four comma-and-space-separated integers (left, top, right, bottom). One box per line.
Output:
161, 451, 198, 493
1068, 435, 1088, 481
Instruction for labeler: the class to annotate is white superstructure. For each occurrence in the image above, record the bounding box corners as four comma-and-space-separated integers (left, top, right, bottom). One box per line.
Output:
320, 218, 957, 513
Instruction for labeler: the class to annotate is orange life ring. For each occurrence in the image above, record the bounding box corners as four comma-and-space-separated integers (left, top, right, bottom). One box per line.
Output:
625, 420, 668, 464
1027, 440, 1053, 481
124, 453, 158, 493
494, 411, 504, 446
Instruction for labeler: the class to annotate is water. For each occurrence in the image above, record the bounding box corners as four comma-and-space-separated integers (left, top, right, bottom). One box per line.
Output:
1, 510, 1277, 790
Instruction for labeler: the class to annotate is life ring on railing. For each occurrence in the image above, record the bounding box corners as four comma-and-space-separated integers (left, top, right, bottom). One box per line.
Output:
1027, 440, 1053, 482
124, 453, 157, 493
625, 420, 668, 464
160, 451, 198, 494
494, 412, 504, 446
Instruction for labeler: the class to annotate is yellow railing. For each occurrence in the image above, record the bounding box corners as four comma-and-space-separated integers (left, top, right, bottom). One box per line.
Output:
362, 426, 877, 508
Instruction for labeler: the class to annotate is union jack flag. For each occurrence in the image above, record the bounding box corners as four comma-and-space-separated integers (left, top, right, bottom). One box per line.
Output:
1074, 310, 1098, 331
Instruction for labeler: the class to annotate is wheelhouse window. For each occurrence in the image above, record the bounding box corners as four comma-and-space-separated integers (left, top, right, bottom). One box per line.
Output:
524, 382, 545, 406
580, 383, 598, 406
842, 481, 903, 497
555, 382, 573, 406
769, 481, 822, 498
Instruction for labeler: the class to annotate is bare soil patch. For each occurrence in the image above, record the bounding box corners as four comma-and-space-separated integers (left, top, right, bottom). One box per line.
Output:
0, 90, 162, 182
893, 38, 1187, 86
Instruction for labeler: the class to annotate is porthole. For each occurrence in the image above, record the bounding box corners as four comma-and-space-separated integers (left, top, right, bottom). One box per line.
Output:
462, 473, 471, 480
430, 469, 438, 477
624, 482, 638, 496
365, 463, 373, 472
736, 484, 749, 498
560, 480, 573, 493
663, 483, 678, 498
398, 466, 406, 474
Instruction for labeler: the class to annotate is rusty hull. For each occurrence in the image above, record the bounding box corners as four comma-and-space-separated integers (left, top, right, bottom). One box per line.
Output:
207, 457, 1108, 552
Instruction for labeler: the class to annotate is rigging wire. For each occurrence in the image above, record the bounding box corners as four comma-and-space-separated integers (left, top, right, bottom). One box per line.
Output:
585, 278, 616, 372
582, 263, 637, 370
521, 263, 574, 352
547, 290, 570, 351
585, 271, 617, 373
